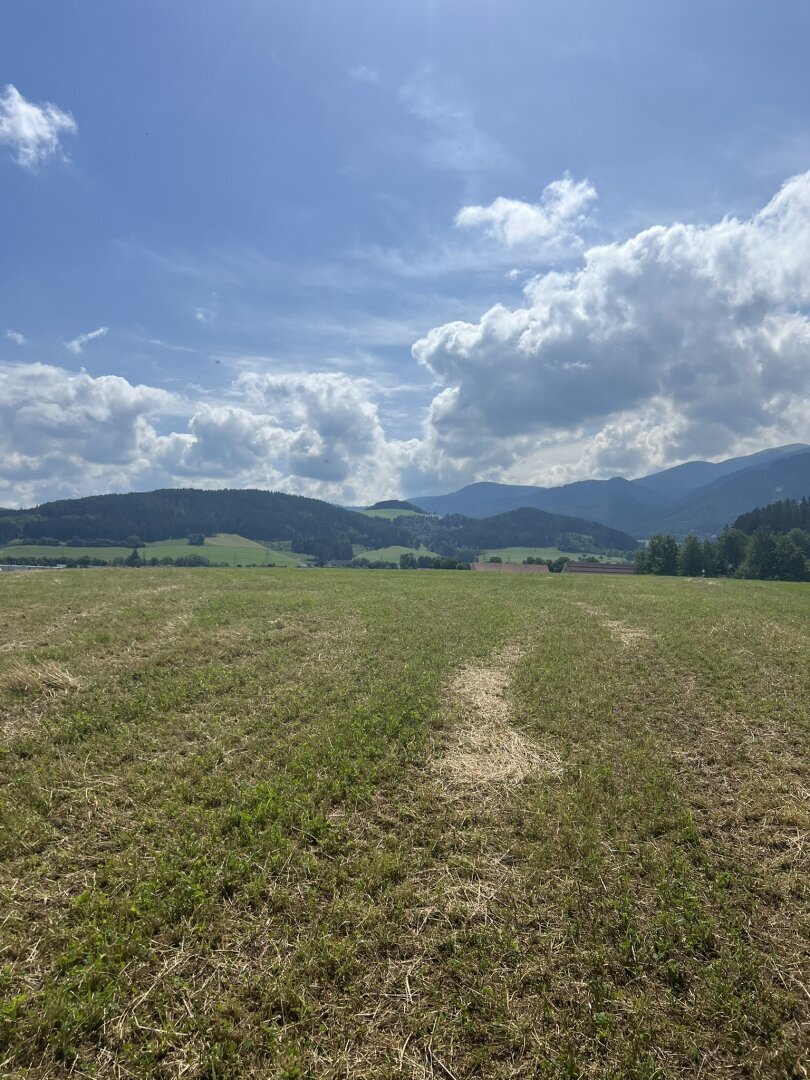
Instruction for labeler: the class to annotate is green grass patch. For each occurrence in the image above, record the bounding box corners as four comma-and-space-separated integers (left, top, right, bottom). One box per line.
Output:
481, 545, 627, 563
0, 571, 806, 1076
360, 508, 431, 520
0, 533, 313, 567
354, 544, 439, 561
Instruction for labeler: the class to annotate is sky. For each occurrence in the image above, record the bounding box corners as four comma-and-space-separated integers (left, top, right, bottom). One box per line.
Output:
2, 0, 810, 509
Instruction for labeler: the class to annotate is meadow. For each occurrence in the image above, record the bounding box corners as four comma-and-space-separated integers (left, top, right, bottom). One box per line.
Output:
0, 534, 310, 567
0, 569, 807, 1078
480, 546, 621, 564
360, 508, 430, 520
351, 544, 440, 562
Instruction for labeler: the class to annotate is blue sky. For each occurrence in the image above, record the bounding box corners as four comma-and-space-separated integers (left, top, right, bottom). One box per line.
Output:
2, 0, 810, 507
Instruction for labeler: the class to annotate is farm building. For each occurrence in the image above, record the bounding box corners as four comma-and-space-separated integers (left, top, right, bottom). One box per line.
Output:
562, 561, 635, 574
472, 562, 550, 574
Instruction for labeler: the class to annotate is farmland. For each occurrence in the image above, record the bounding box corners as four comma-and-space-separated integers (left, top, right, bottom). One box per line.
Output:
480, 546, 623, 564
361, 508, 430, 520
352, 544, 440, 562
0, 533, 311, 567
0, 570, 807, 1077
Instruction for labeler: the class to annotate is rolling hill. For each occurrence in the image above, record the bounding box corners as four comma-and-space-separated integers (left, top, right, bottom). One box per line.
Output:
0, 488, 411, 564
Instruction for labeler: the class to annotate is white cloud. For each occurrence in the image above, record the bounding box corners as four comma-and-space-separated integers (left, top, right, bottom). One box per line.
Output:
0, 363, 412, 508
412, 172, 810, 485
64, 326, 108, 354
146, 338, 197, 354
456, 176, 597, 250
0, 84, 77, 169
5, 330, 27, 346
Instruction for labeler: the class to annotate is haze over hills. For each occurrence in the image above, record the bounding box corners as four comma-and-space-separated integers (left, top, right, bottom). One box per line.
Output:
411, 445, 810, 537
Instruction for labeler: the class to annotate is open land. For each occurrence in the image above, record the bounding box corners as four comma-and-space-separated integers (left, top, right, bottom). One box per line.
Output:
480, 547, 623, 564
360, 509, 431, 520
352, 545, 440, 562
0, 569, 807, 1077
0, 534, 311, 567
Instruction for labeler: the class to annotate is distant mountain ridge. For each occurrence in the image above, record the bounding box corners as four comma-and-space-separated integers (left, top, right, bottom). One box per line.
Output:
411, 444, 810, 537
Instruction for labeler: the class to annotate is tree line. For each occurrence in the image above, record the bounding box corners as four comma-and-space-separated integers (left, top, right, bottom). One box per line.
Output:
732, 496, 810, 535
636, 527, 809, 581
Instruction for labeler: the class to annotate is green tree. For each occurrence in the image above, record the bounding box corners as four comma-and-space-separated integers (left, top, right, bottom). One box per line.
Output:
399, 552, 418, 569
125, 548, 142, 567
678, 535, 703, 577
716, 528, 749, 574
786, 528, 810, 557
646, 534, 679, 575
701, 538, 719, 577
488, 556, 502, 564
741, 527, 778, 580
773, 536, 808, 581
187, 533, 205, 546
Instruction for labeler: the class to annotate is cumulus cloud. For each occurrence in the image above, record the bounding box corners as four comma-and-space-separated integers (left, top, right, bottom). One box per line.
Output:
456, 176, 597, 250
5, 330, 27, 346
64, 326, 108, 354
0, 363, 410, 508
0, 84, 77, 169
412, 172, 810, 483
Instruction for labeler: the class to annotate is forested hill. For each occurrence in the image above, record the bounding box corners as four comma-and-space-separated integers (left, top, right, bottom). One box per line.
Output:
733, 497, 810, 535
0, 489, 410, 563
399, 506, 639, 554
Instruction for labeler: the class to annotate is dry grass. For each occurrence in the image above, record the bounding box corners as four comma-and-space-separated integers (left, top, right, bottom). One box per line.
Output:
435, 647, 561, 787
0, 659, 80, 695
573, 600, 650, 646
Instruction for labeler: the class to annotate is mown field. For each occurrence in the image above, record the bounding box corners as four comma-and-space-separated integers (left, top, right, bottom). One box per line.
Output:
481, 546, 621, 564
360, 509, 430, 520
353, 544, 440, 562
0, 569, 807, 1078
0, 534, 310, 567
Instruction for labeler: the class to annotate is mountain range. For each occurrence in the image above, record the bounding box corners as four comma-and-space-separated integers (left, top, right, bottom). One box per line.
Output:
411, 444, 810, 537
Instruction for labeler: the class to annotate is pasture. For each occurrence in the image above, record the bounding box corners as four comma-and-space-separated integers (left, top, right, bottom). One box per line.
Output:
0, 569, 807, 1078
481, 546, 622, 564
360, 508, 430, 520
352, 544, 439, 562
0, 534, 310, 567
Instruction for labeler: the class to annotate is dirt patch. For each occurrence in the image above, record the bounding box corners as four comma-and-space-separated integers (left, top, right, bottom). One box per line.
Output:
435, 645, 560, 788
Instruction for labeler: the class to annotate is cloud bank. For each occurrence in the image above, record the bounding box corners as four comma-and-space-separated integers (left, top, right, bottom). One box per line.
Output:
2, 174, 809, 507
414, 171, 810, 482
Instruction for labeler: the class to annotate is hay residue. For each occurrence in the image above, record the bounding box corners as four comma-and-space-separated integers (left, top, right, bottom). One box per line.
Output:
573, 602, 648, 648
603, 619, 649, 647
435, 646, 560, 787
0, 660, 80, 695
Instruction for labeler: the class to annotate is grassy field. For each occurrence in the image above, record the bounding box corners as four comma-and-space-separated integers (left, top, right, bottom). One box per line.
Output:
481, 546, 626, 564
354, 544, 439, 561
0, 534, 311, 567
0, 570, 807, 1077
360, 508, 430, 520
